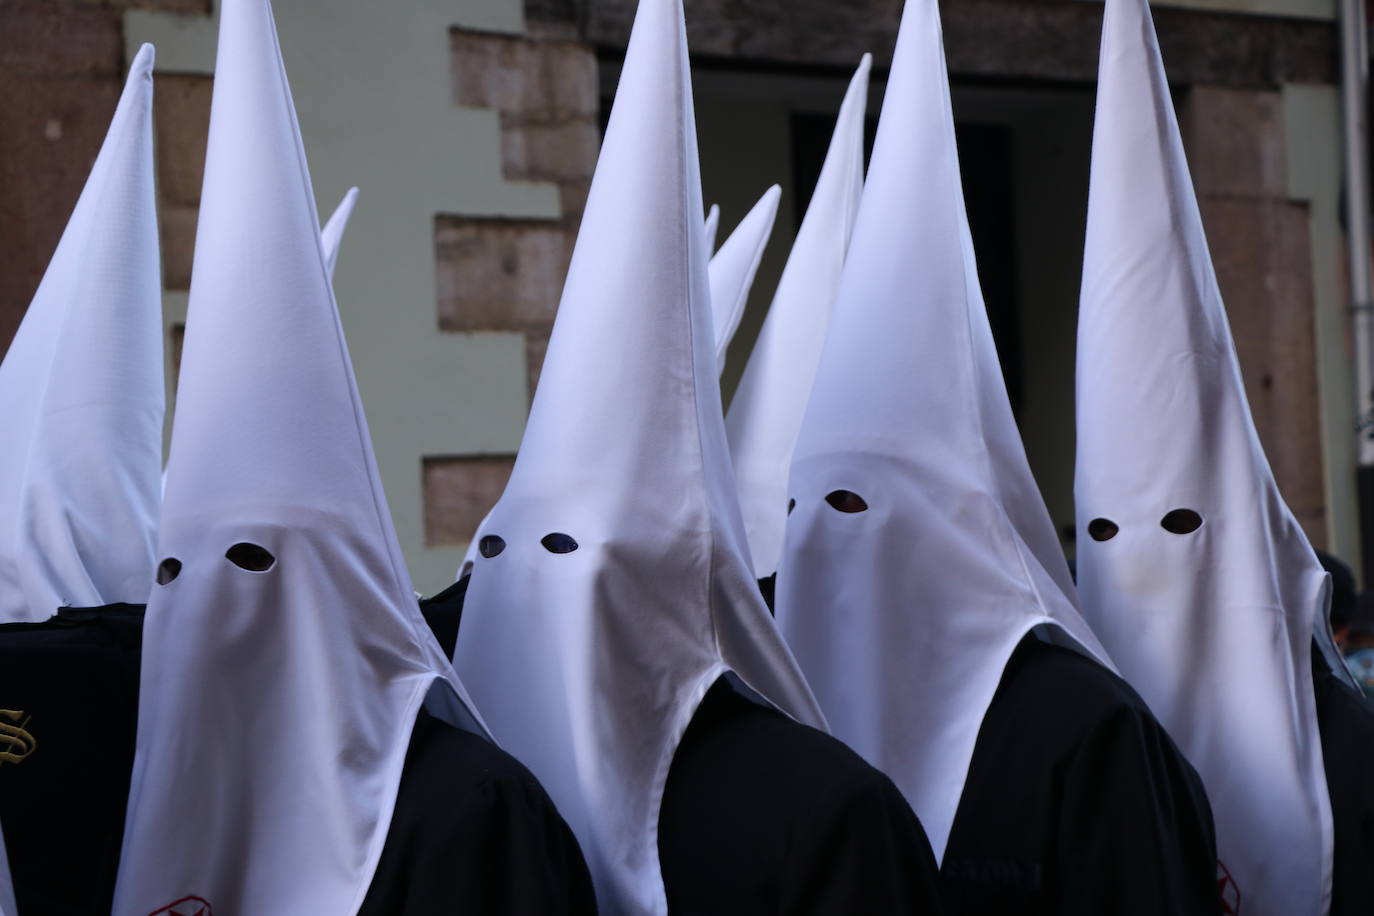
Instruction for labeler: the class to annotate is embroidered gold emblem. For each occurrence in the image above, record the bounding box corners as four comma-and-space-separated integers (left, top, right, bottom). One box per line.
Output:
0, 710, 37, 765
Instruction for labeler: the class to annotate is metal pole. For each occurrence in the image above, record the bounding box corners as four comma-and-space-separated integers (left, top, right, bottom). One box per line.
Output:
1341, 0, 1374, 581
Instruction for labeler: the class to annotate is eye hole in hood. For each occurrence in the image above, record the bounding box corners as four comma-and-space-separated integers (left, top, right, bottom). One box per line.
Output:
226, 542, 276, 572
1161, 509, 1203, 535
156, 558, 182, 585
541, 533, 579, 554
1087, 518, 1119, 542
479, 535, 506, 559
824, 490, 869, 514
787, 498, 796, 516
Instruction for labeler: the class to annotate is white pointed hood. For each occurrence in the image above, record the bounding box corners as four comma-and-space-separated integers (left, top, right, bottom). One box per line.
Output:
703, 203, 721, 253
321, 186, 359, 280
113, 3, 483, 913
0, 45, 162, 624
775, 0, 1110, 860
0, 827, 15, 916
707, 186, 780, 370
453, 0, 825, 911
725, 56, 871, 576
1074, 0, 1334, 911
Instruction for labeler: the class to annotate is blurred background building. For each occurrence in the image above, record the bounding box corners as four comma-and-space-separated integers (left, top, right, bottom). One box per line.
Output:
0, 0, 1362, 593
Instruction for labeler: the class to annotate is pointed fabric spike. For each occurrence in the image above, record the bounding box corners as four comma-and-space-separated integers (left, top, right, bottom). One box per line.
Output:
112, 3, 483, 914
703, 203, 721, 253
453, 0, 824, 910
707, 185, 780, 371
1074, 0, 1335, 911
725, 55, 870, 576
320, 186, 359, 280
0, 825, 15, 916
775, 0, 1110, 860
0, 44, 162, 624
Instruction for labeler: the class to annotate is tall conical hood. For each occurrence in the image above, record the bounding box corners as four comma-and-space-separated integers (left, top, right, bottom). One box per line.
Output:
725, 56, 870, 576
0, 45, 162, 623
321, 186, 359, 280
113, 3, 482, 913
454, 0, 824, 911
703, 203, 721, 253
707, 185, 780, 371
775, 0, 1109, 859
1074, 0, 1334, 910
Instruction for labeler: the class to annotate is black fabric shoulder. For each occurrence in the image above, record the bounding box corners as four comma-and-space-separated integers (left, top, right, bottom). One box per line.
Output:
418, 575, 468, 658
0, 603, 145, 914
359, 710, 596, 915
1311, 640, 1374, 916
660, 678, 942, 914
943, 634, 1218, 916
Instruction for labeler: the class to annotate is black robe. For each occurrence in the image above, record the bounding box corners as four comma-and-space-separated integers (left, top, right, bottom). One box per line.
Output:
428, 577, 944, 913
659, 677, 946, 914
0, 605, 144, 915
0, 603, 595, 915
940, 635, 1219, 915
1311, 640, 1374, 916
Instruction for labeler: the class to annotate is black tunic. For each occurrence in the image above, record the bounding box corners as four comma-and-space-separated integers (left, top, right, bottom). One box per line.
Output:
659, 677, 946, 914
0, 603, 595, 915
940, 635, 1219, 915
1311, 640, 1374, 916
358, 708, 597, 914
0, 605, 144, 915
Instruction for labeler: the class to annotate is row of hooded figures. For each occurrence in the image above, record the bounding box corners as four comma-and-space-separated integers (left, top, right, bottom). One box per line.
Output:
0, 0, 1366, 913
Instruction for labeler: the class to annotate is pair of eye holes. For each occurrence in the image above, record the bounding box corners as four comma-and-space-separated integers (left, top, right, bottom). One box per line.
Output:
155, 543, 277, 584
1087, 509, 1204, 543
787, 490, 870, 516
478, 533, 579, 559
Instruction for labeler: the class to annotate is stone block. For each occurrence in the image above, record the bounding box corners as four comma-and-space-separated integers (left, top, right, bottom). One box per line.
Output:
525, 329, 550, 403
152, 73, 212, 206
435, 216, 570, 332
0, 8, 122, 79
500, 114, 600, 184
1200, 195, 1326, 534
111, 1, 213, 12
450, 29, 599, 120
159, 204, 199, 290
1181, 86, 1287, 198
0, 73, 122, 352
423, 455, 516, 546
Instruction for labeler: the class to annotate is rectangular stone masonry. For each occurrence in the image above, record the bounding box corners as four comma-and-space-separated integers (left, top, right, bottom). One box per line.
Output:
1200, 194, 1327, 546
435, 216, 571, 332
424, 455, 517, 547
450, 29, 599, 120
152, 73, 212, 207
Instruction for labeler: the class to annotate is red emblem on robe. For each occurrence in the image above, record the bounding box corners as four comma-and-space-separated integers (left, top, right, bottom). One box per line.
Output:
148, 896, 213, 916
1217, 861, 1240, 915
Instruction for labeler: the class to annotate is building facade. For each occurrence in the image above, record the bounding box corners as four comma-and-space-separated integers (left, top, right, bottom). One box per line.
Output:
0, 0, 1357, 592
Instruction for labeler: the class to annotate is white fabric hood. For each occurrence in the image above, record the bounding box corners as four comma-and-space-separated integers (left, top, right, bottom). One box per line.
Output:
1074, 0, 1335, 912
113, 3, 484, 914
321, 186, 359, 280
707, 185, 779, 371
703, 203, 721, 254
0, 45, 162, 624
775, 0, 1111, 860
453, 0, 825, 911
725, 56, 871, 576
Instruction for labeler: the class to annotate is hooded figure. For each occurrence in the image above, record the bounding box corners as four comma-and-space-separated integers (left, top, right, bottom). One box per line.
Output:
0, 45, 163, 626
0, 45, 163, 916
776, 1, 1218, 911
725, 56, 871, 578
321, 186, 360, 280
112, 3, 593, 914
454, 1, 942, 912
1075, 0, 1363, 913
707, 186, 780, 372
